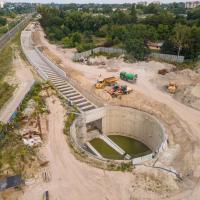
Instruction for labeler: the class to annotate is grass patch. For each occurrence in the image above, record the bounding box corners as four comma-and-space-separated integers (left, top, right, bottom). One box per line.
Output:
93, 36, 107, 46
91, 51, 122, 59
90, 138, 123, 160
0, 129, 35, 176
0, 22, 32, 110
0, 83, 46, 176
13, 82, 46, 124
174, 61, 198, 70
0, 45, 13, 81
108, 135, 152, 158
0, 82, 15, 110
0, 82, 46, 176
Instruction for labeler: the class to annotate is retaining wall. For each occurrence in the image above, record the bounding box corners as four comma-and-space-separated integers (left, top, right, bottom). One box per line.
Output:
69, 106, 167, 164
102, 106, 167, 152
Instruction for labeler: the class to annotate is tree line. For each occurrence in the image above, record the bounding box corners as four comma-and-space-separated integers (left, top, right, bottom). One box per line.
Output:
37, 5, 200, 60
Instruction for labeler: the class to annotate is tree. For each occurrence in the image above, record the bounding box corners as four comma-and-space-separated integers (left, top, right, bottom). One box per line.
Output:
170, 24, 190, 56
130, 5, 137, 23
125, 38, 150, 60
0, 17, 7, 26
143, 3, 161, 14
157, 24, 170, 40
144, 11, 175, 27
71, 32, 81, 44
189, 26, 200, 60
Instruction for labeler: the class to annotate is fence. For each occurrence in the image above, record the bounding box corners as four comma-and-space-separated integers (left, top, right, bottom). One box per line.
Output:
73, 47, 126, 61
150, 52, 184, 63
73, 47, 185, 63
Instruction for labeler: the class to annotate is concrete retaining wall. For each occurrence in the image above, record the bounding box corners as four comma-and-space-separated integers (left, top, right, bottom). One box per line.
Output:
69, 106, 167, 164
102, 106, 167, 152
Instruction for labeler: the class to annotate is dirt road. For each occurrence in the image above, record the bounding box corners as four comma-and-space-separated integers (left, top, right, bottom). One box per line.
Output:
35, 28, 200, 141
20, 96, 140, 200
19, 24, 200, 200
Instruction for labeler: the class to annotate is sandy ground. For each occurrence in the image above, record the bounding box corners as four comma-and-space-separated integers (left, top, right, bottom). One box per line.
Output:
10, 24, 200, 200
34, 27, 200, 142
9, 95, 178, 200
0, 51, 35, 123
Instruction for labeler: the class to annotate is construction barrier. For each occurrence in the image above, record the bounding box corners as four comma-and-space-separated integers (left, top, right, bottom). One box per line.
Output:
73, 47, 126, 61
73, 47, 185, 63
150, 52, 184, 63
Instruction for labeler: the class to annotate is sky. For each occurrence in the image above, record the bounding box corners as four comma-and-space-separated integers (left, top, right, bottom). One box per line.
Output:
5, 0, 196, 4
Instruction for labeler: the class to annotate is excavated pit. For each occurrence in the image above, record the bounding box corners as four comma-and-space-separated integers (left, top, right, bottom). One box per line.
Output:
71, 106, 167, 163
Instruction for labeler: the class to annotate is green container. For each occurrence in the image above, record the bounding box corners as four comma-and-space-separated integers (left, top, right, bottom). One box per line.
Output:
120, 71, 137, 81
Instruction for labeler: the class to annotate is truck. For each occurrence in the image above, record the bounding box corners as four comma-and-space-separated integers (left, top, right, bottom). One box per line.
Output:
120, 71, 138, 83
95, 76, 118, 89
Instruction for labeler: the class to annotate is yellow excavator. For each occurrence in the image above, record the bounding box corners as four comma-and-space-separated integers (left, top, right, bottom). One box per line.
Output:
95, 76, 119, 89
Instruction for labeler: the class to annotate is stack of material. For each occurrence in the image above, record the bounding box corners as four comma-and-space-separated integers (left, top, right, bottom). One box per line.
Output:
167, 82, 178, 94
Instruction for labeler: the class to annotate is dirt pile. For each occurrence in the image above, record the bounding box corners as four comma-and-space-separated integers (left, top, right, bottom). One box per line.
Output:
153, 69, 200, 110
174, 83, 200, 111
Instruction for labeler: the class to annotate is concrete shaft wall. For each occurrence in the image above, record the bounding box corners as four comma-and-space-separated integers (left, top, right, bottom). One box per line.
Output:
102, 106, 166, 152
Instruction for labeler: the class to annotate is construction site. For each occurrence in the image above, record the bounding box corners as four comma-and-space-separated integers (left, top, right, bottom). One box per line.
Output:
1, 18, 200, 200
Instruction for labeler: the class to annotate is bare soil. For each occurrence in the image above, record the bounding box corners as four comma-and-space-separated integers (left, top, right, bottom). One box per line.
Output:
11, 24, 200, 200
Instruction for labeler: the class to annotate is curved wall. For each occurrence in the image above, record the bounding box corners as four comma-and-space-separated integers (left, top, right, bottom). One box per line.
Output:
70, 106, 167, 164
102, 106, 167, 152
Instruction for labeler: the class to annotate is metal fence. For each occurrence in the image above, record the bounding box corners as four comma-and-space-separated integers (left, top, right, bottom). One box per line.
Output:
73, 47, 185, 63
73, 47, 126, 61
150, 52, 184, 63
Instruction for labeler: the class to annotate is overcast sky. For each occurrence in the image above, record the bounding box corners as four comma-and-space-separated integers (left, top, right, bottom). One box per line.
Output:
5, 0, 196, 4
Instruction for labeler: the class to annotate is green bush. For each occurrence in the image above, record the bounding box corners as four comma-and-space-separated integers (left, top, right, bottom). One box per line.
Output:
76, 42, 95, 53
0, 82, 15, 110
0, 17, 7, 26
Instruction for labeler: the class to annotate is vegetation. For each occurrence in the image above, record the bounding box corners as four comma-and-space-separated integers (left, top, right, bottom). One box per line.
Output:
37, 4, 200, 61
0, 17, 7, 26
0, 39, 15, 110
0, 83, 45, 176
0, 82, 15, 109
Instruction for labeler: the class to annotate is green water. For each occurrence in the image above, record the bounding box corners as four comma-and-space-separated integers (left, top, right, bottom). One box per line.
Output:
90, 135, 152, 160
90, 138, 123, 160
108, 135, 152, 158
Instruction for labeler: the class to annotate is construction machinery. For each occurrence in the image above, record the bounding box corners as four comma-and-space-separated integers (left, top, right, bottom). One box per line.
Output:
167, 82, 177, 94
95, 76, 118, 89
120, 71, 138, 83
107, 83, 133, 98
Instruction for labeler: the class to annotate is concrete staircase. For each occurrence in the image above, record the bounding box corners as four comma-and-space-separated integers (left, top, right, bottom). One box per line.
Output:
46, 72, 96, 112
21, 29, 97, 113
